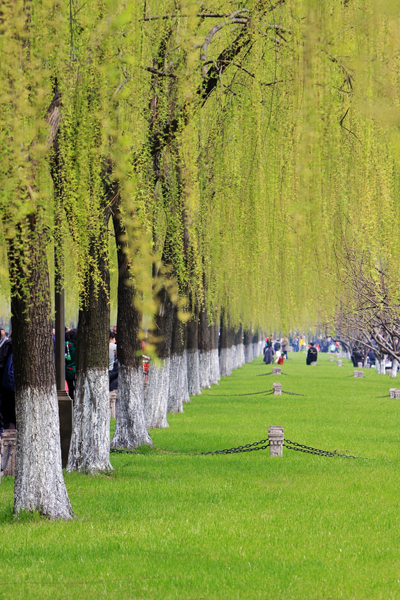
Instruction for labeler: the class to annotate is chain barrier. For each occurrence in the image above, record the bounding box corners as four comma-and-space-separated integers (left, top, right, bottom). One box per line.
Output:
281, 390, 306, 397
1, 443, 12, 472
376, 394, 390, 398
258, 372, 288, 376
199, 439, 270, 456
111, 438, 366, 459
110, 439, 271, 456
202, 389, 274, 398
283, 439, 366, 460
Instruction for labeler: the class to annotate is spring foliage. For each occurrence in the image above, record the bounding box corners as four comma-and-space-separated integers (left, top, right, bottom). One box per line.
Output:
1, 0, 400, 333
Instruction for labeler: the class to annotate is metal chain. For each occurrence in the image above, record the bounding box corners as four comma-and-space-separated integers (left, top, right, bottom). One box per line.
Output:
284, 439, 366, 460
281, 390, 306, 397
200, 439, 270, 456
110, 438, 271, 456
202, 389, 274, 398
376, 394, 390, 398
1, 443, 12, 472
258, 371, 288, 376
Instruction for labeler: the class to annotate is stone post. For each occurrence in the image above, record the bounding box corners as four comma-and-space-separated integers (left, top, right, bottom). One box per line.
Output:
389, 388, 396, 399
272, 367, 281, 375
337, 360, 342, 367
395, 389, 400, 399
357, 362, 363, 368
330, 356, 334, 362
273, 382, 282, 395
268, 426, 284, 456
357, 371, 364, 378
311, 361, 317, 366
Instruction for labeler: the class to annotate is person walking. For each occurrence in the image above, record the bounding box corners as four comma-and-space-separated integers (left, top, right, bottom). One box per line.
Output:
306, 342, 318, 365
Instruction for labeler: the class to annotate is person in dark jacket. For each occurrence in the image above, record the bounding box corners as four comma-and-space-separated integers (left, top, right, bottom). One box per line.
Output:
263, 342, 274, 365
65, 329, 77, 400
306, 342, 318, 365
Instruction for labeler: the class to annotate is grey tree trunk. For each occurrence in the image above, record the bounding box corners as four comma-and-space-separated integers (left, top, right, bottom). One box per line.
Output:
391, 359, 398, 378
219, 316, 232, 377
8, 231, 73, 519
210, 323, 220, 385
187, 305, 201, 396
198, 309, 212, 389
168, 309, 189, 413
67, 241, 112, 473
144, 289, 174, 428
244, 330, 253, 363
145, 359, 170, 428
111, 210, 152, 448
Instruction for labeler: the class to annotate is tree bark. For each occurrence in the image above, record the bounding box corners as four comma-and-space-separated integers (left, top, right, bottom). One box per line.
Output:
210, 322, 220, 385
168, 307, 189, 413
244, 329, 253, 363
8, 231, 73, 519
67, 240, 112, 473
111, 211, 152, 448
187, 304, 201, 396
219, 313, 232, 377
198, 309, 212, 389
144, 288, 174, 428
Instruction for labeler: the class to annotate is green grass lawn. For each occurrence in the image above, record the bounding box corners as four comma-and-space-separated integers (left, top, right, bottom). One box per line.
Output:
1, 353, 400, 599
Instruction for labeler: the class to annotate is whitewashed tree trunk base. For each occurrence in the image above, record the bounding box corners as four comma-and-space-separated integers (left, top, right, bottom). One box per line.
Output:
187, 349, 201, 397
199, 350, 212, 389
14, 385, 73, 519
168, 352, 189, 413
245, 344, 253, 363
220, 347, 232, 377
111, 366, 152, 448
144, 359, 170, 428
391, 359, 398, 378
231, 345, 238, 370
68, 368, 112, 473
210, 348, 220, 384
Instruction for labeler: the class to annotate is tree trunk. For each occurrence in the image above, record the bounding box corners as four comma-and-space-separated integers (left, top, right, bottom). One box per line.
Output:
252, 333, 259, 360
168, 307, 189, 413
391, 359, 398, 378
235, 325, 244, 368
144, 288, 174, 428
244, 329, 253, 363
111, 211, 152, 448
8, 233, 73, 519
219, 314, 232, 377
198, 309, 212, 389
210, 322, 220, 385
67, 241, 112, 473
187, 304, 201, 396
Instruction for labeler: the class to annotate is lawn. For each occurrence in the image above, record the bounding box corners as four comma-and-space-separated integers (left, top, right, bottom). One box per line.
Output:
1, 353, 400, 600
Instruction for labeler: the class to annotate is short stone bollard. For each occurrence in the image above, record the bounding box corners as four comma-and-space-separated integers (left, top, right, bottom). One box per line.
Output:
357, 362, 363, 368
353, 370, 359, 378
387, 369, 392, 377
395, 389, 400, 399
337, 360, 342, 367
311, 361, 317, 366
272, 367, 281, 375
390, 388, 396, 399
330, 356, 334, 362
1, 430, 17, 477
268, 426, 284, 457
357, 371, 364, 378
273, 382, 282, 396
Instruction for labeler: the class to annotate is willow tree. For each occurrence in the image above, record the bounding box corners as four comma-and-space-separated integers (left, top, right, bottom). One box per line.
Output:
0, 1, 72, 518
